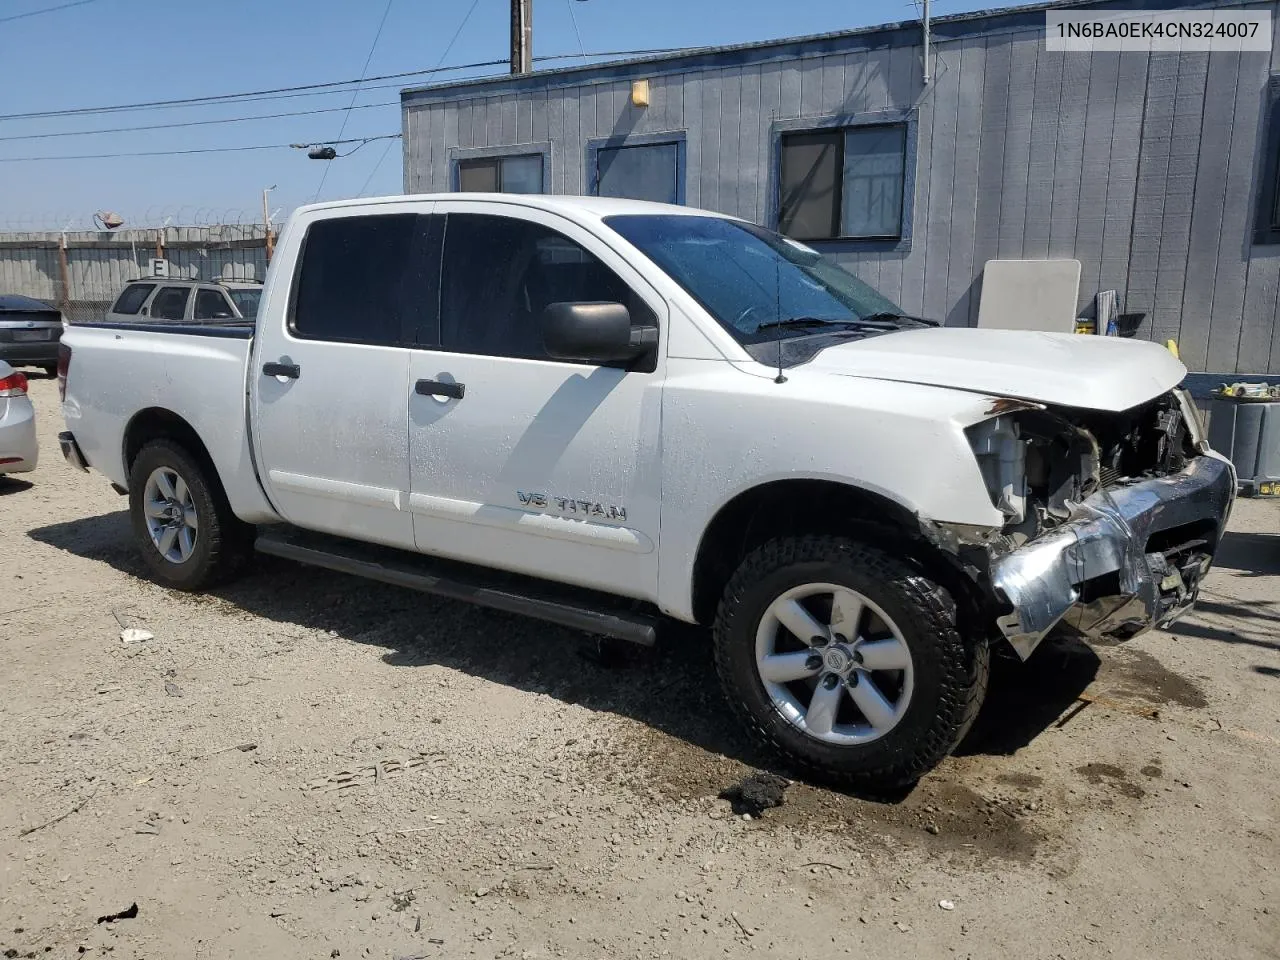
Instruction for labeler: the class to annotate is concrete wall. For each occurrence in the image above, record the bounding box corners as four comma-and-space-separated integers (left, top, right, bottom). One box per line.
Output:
0, 225, 270, 322
402, 0, 1280, 375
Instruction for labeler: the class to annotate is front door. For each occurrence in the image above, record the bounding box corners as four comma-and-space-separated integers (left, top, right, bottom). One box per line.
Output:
406, 204, 665, 601
252, 207, 435, 550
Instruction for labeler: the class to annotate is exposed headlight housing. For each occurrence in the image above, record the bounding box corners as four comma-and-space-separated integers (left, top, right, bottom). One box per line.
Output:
968, 415, 1028, 524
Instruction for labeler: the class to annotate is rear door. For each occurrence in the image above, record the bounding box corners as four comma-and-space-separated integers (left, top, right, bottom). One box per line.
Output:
405, 202, 665, 601
250, 205, 436, 550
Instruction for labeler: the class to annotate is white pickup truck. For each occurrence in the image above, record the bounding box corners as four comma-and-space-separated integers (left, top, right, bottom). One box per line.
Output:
57, 194, 1234, 788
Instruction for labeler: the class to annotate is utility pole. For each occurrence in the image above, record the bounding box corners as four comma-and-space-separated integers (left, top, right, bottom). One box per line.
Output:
262, 185, 276, 262
510, 0, 532, 74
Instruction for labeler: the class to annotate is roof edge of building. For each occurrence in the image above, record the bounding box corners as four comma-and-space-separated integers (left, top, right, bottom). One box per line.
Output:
400, 0, 1244, 105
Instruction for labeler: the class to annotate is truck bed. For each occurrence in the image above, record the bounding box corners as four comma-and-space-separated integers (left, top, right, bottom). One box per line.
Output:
60, 319, 277, 523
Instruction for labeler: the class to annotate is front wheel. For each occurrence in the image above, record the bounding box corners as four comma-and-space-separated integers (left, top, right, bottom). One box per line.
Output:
713, 536, 988, 789
128, 440, 252, 590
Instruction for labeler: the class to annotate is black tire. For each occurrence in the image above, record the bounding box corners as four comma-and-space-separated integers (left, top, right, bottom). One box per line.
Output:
128, 439, 253, 591
713, 535, 989, 789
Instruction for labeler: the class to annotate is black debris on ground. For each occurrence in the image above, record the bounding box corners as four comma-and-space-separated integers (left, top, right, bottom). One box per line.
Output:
720, 772, 790, 817
95, 903, 138, 924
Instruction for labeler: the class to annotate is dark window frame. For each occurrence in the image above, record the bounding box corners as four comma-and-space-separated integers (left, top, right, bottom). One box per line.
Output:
586, 131, 687, 204
111, 282, 155, 315
1253, 76, 1280, 245
286, 213, 440, 349
450, 142, 551, 195
433, 210, 660, 372
456, 154, 545, 194
769, 111, 917, 251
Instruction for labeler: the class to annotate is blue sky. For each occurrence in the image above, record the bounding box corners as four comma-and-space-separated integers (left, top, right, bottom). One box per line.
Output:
0, 0, 989, 229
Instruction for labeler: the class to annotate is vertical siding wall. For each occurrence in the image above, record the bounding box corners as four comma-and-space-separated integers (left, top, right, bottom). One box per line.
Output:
405, 1, 1280, 374
0, 225, 270, 322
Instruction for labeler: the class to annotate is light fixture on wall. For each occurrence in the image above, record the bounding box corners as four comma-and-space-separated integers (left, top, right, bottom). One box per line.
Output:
631, 79, 650, 108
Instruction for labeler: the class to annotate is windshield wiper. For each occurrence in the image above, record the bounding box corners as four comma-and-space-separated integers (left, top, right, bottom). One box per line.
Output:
755, 316, 896, 333
860, 311, 939, 327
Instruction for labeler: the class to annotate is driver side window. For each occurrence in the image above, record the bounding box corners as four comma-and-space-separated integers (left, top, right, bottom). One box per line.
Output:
438, 212, 654, 362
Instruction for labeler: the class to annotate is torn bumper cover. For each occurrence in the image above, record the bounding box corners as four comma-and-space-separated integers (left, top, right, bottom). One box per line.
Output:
990, 454, 1234, 659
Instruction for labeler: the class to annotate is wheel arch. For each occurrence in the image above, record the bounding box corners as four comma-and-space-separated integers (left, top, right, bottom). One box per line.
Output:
122, 408, 224, 497
688, 478, 985, 634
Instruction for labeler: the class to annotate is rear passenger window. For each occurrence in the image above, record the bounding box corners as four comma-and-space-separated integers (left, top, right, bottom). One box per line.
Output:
439, 213, 653, 361
292, 214, 424, 345
112, 284, 154, 315
150, 286, 191, 321
194, 289, 235, 320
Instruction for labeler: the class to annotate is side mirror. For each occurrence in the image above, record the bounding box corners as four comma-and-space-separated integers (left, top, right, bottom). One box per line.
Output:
542, 301, 656, 364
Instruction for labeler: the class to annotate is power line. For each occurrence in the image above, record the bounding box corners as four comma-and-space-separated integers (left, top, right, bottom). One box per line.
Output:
0, 59, 503, 123
0, 134, 401, 163
0, 48, 686, 123
358, 0, 483, 199
313, 0, 396, 202
565, 0, 587, 58
0, 100, 400, 143
357, 138, 399, 197
0, 0, 96, 25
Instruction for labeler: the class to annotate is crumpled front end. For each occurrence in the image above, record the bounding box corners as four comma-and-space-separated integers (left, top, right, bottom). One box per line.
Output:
952, 389, 1235, 660
989, 453, 1234, 658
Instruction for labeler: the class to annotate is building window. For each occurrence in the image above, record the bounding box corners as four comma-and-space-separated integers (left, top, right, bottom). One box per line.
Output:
778, 124, 907, 241
1254, 77, 1280, 245
593, 140, 682, 205
457, 154, 543, 194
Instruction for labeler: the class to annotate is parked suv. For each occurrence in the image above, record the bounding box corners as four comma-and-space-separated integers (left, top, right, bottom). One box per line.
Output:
0, 294, 63, 375
106, 278, 262, 325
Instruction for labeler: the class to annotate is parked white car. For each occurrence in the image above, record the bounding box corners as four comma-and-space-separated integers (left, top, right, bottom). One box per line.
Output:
0, 360, 38, 475
57, 194, 1234, 788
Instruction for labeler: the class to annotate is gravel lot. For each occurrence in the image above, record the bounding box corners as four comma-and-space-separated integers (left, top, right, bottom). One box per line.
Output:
2, 373, 1278, 959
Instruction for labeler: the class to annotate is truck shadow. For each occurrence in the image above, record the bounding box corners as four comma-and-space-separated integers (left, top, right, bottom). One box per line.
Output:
1212, 531, 1280, 577
30, 510, 1095, 800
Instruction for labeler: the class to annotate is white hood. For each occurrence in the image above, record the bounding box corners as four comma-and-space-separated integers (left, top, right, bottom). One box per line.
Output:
805, 328, 1187, 412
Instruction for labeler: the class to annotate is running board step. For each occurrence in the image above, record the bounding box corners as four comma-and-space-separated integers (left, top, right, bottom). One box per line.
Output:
254, 526, 659, 646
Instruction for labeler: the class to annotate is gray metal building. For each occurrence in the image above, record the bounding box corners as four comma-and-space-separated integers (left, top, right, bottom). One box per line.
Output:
402, 0, 1280, 376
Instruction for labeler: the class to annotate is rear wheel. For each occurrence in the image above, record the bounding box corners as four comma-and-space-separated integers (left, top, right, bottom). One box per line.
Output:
128, 440, 252, 590
713, 536, 988, 789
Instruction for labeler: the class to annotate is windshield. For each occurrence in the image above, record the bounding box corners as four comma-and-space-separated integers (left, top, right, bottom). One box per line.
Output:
227, 288, 261, 318
603, 214, 907, 344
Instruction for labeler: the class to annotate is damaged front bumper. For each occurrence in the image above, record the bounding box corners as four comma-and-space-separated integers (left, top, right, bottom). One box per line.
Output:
989, 454, 1235, 659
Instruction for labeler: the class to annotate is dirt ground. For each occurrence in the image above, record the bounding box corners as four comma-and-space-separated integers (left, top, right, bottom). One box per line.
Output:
2, 373, 1278, 960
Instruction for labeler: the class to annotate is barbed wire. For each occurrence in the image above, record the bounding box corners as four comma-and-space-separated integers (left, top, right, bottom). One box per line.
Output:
0, 206, 293, 232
